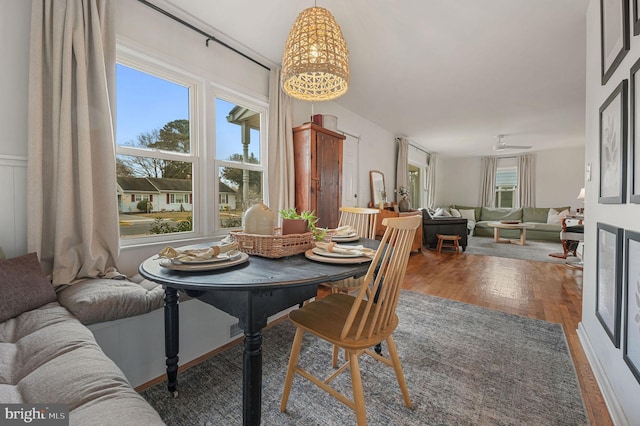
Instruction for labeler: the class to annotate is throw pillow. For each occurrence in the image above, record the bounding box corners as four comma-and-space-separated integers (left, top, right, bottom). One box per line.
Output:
459, 209, 476, 222
421, 208, 433, 220
434, 207, 452, 217
547, 208, 569, 224
450, 208, 462, 217
0, 252, 57, 322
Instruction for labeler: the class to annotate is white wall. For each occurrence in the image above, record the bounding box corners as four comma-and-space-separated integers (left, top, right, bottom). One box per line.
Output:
578, 1, 640, 424
435, 146, 585, 210
0, 1, 30, 258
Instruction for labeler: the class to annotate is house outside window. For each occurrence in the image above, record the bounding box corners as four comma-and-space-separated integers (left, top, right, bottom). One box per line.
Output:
495, 165, 517, 208
115, 52, 266, 243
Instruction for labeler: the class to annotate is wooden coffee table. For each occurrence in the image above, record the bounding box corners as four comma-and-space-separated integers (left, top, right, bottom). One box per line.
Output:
488, 222, 535, 246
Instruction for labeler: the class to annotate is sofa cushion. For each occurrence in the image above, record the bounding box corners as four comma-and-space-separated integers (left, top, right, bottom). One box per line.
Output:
0, 253, 56, 322
0, 302, 164, 424
57, 278, 165, 325
523, 207, 550, 223
480, 207, 523, 221
450, 208, 462, 217
530, 223, 563, 232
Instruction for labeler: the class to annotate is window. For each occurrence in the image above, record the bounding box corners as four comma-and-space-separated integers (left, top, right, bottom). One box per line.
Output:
170, 193, 189, 204
495, 165, 517, 208
115, 54, 266, 243
215, 98, 263, 229
408, 164, 421, 208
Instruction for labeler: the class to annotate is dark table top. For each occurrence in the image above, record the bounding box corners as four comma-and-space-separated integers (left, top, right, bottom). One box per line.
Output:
138, 238, 379, 291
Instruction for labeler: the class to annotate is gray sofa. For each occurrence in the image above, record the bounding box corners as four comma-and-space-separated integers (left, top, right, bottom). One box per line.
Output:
0, 252, 165, 425
450, 205, 570, 242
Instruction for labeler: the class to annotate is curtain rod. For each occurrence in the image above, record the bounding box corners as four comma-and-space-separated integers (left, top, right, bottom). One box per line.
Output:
137, 0, 271, 71
409, 142, 430, 156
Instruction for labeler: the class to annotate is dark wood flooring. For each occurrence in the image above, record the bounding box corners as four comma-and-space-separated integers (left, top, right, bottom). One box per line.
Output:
402, 248, 611, 425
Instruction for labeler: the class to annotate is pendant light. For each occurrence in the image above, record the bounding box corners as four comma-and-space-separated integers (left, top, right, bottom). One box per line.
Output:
281, 5, 350, 101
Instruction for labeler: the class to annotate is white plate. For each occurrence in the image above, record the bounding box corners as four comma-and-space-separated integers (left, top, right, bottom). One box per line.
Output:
332, 234, 360, 242
172, 251, 241, 264
312, 247, 363, 258
160, 252, 249, 271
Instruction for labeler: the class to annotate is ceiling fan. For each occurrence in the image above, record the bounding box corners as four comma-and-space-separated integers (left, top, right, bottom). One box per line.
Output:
493, 135, 532, 152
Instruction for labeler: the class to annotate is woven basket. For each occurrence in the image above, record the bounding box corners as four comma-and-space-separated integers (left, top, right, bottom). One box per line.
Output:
229, 229, 333, 258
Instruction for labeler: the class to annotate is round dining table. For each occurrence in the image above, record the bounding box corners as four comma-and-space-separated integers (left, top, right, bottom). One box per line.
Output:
138, 238, 378, 426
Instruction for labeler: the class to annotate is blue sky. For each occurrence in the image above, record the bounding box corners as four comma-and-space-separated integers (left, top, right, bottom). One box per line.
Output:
116, 64, 259, 162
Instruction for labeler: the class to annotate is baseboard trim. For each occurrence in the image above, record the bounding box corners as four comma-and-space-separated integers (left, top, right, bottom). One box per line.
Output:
577, 322, 629, 425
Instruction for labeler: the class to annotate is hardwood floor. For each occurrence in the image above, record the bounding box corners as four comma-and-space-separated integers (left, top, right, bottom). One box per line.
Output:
401, 248, 611, 425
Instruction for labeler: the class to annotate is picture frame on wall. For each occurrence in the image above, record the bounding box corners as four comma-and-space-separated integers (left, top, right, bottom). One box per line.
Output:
632, 59, 640, 203
624, 230, 640, 384
599, 79, 628, 204
596, 222, 624, 348
634, 0, 640, 35
601, 0, 630, 85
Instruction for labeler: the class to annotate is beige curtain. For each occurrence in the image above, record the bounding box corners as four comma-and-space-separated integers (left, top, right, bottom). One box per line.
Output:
517, 154, 536, 207
425, 153, 436, 208
480, 157, 497, 207
27, 0, 119, 286
396, 137, 409, 201
268, 67, 295, 213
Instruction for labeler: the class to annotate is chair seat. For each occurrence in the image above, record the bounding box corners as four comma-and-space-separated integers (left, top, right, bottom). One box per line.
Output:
289, 293, 398, 350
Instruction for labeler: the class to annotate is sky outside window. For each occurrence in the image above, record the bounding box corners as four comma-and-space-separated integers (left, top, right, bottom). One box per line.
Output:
116, 64, 259, 162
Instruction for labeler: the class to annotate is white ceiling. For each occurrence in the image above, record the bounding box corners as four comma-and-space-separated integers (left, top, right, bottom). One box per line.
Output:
162, 0, 588, 158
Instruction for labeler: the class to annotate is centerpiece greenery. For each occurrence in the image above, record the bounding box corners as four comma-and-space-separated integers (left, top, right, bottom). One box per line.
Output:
278, 208, 327, 241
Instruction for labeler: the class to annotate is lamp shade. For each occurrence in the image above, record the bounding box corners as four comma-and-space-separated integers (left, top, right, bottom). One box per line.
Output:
281, 6, 350, 101
577, 187, 585, 200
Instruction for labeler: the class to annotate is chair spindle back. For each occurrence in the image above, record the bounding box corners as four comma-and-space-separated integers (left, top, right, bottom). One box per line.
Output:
340, 215, 421, 341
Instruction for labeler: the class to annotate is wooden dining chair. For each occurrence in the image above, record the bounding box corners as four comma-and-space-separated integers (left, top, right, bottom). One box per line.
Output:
321, 207, 379, 295
280, 215, 421, 426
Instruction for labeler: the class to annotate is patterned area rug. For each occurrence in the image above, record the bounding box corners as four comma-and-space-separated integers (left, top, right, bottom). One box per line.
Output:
464, 236, 570, 264
141, 292, 587, 425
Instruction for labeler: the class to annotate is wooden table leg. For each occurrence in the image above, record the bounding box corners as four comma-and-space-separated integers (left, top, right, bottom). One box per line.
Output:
164, 287, 179, 397
511, 228, 527, 246
243, 328, 262, 426
493, 227, 507, 243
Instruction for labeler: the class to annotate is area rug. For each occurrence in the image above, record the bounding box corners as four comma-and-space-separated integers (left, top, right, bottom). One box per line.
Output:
464, 236, 568, 264
140, 292, 587, 425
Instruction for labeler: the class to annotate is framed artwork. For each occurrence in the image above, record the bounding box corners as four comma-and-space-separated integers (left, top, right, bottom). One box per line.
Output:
601, 0, 630, 85
596, 222, 624, 347
632, 58, 640, 203
635, 0, 640, 35
596, 222, 623, 348
624, 230, 640, 384
599, 79, 628, 204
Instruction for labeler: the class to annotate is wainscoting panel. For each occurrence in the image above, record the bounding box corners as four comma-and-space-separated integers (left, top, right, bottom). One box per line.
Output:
0, 155, 27, 258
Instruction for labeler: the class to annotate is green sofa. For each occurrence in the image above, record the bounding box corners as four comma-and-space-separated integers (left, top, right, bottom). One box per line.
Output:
451, 206, 571, 242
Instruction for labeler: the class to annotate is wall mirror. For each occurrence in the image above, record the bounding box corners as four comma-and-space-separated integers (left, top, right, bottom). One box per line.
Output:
370, 170, 386, 206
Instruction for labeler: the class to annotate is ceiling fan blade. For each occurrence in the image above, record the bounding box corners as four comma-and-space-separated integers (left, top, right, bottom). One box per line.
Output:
504, 145, 532, 149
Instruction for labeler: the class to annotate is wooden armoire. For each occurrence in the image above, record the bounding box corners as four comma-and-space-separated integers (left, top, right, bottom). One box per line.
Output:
292, 123, 345, 229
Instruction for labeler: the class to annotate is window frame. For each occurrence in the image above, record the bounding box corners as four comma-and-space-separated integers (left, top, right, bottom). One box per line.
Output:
495, 164, 518, 208
115, 45, 268, 247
